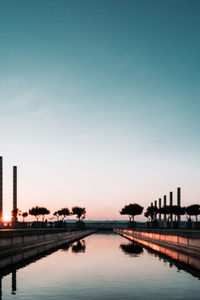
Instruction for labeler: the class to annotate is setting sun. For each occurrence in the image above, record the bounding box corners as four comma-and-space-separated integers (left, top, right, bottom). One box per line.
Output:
3, 215, 11, 222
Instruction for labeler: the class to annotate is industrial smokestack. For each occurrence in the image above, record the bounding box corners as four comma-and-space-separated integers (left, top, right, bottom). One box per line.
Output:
163, 195, 167, 221
177, 187, 181, 206
159, 198, 161, 222
154, 200, 157, 220
170, 191, 173, 222
12, 166, 18, 223
0, 157, 3, 223
177, 187, 181, 222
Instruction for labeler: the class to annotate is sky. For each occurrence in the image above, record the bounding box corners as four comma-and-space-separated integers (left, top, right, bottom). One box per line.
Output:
0, 0, 200, 221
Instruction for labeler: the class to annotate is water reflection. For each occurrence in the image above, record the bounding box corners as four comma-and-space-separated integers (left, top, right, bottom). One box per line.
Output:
0, 271, 17, 300
0, 238, 87, 298
11, 271, 16, 295
0, 233, 200, 300
144, 243, 200, 280
71, 240, 86, 253
120, 242, 143, 257
120, 234, 200, 279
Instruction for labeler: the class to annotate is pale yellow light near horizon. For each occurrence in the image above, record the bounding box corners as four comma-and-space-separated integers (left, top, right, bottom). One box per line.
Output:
3, 215, 10, 222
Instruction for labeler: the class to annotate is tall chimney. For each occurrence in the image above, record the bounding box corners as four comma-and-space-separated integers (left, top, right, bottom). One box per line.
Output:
154, 200, 157, 220
159, 198, 161, 222
163, 195, 167, 221
12, 166, 17, 223
177, 187, 181, 222
0, 157, 3, 223
170, 191, 173, 222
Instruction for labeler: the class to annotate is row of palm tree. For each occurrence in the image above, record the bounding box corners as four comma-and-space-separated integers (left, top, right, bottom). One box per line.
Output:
13, 206, 86, 222
120, 203, 200, 223
144, 204, 200, 222
53, 207, 86, 222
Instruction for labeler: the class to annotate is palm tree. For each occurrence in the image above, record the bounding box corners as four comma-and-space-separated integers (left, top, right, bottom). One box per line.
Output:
72, 206, 86, 222
120, 203, 143, 222
29, 206, 41, 221
144, 206, 157, 222
171, 205, 185, 222
58, 208, 70, 221
40, 207, 50, 222
11, 208, 22, 221
162, 205, 173, 222
186, 204, 200, 222
53, 210, 60, 221
29, 206, 50, 222
22, 212, 28, 222
144, 210, 151, 221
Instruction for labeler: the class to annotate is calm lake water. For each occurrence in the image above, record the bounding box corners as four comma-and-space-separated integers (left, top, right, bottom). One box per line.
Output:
1, 232, 200, 300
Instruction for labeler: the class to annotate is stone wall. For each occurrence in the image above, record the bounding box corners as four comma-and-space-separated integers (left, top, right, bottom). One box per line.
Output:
0, 229, 96, 269
114, 228, 200, 257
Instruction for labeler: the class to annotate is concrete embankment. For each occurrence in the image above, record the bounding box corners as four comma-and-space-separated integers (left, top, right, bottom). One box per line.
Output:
0, 228, 96, 269
114, 228, 200, 270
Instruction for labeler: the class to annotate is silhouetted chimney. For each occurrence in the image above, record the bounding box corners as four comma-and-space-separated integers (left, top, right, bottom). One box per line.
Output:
154, 200, 157, 220
12, 166, 18, 223
177, 187, 181, 206
163, 195, 167, 221
0, 157, 2, 223
159, 198, 161, 222
177, 187, 181, 222
170, 192, 173, 222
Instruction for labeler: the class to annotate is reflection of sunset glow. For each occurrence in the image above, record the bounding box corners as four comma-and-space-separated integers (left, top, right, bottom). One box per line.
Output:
115, 229, 200, 271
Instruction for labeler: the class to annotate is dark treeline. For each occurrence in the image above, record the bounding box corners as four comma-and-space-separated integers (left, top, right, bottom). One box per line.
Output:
11, 206, 86, 223
120, 202, 200, 228
144, 204, 200, 222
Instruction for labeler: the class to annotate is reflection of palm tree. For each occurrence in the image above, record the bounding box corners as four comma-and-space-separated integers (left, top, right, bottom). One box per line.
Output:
61, 244, 71, 251
120, 242, 143, 257
71, 240, 86, 253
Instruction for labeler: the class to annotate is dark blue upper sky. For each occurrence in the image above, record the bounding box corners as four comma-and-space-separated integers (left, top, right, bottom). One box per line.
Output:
0, 0, 200, 219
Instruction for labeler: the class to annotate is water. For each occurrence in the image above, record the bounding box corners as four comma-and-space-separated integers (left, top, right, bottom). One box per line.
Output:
1, 232, 200, 299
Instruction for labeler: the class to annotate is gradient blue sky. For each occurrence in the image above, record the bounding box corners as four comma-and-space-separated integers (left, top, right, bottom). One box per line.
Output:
0, 0, 200, 220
